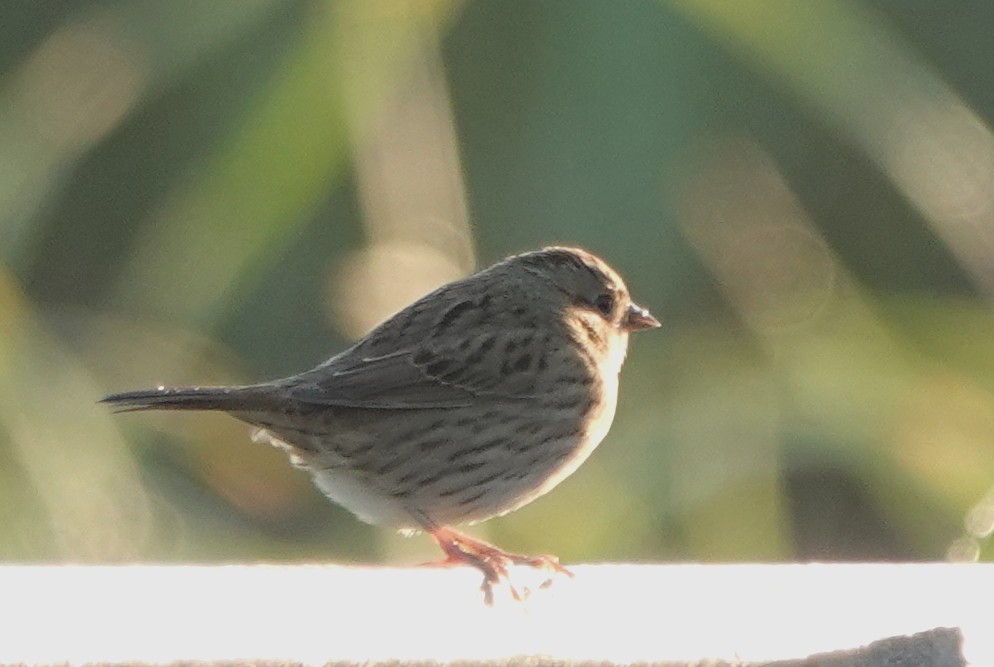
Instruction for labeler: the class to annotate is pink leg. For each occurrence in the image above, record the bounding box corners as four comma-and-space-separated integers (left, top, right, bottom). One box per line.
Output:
428, 526, 574, 605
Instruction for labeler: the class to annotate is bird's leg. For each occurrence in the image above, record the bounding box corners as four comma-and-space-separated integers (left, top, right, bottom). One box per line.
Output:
428, 526, 574, 604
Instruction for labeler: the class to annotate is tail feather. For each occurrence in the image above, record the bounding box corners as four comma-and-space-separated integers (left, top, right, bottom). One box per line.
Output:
100, 385, 281, 413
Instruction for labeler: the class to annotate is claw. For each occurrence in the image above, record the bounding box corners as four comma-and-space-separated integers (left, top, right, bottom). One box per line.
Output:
427, 527, 574, 605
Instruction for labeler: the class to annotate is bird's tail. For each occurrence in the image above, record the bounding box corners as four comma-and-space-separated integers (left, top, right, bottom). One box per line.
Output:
100, 384, 283, 413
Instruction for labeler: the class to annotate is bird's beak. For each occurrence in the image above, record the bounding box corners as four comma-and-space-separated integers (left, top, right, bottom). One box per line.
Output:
623, 303, 661, 332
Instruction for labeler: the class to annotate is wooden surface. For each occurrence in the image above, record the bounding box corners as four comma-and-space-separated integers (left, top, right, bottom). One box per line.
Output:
0, 563, 986, 666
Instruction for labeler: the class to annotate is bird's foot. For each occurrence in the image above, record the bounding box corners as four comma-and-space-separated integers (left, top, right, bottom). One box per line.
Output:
427, 527, 573, 605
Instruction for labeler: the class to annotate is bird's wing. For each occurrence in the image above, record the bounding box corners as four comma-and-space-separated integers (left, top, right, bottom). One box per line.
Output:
284, 332, 540, 410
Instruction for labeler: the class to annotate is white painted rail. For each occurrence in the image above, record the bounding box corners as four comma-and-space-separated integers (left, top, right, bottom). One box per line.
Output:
0, 563, 985, 665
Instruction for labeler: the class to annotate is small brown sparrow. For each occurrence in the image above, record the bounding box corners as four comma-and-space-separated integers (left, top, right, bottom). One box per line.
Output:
103, 246, 659, 603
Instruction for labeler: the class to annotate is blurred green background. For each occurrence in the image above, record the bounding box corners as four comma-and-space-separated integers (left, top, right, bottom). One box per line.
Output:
2, 0, 993, 567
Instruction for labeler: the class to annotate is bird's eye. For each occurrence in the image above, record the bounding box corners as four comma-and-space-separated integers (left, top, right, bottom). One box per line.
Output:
593, 292, 615, 317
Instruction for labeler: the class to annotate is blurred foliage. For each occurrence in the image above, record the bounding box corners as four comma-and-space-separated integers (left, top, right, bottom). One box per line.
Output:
1, 0, 993, 567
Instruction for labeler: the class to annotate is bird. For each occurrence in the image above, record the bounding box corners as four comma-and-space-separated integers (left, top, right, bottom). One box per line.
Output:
102, 246, 660, 603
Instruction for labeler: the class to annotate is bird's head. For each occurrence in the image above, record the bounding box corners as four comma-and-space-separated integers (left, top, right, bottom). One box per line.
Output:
511, 246, 660, 370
